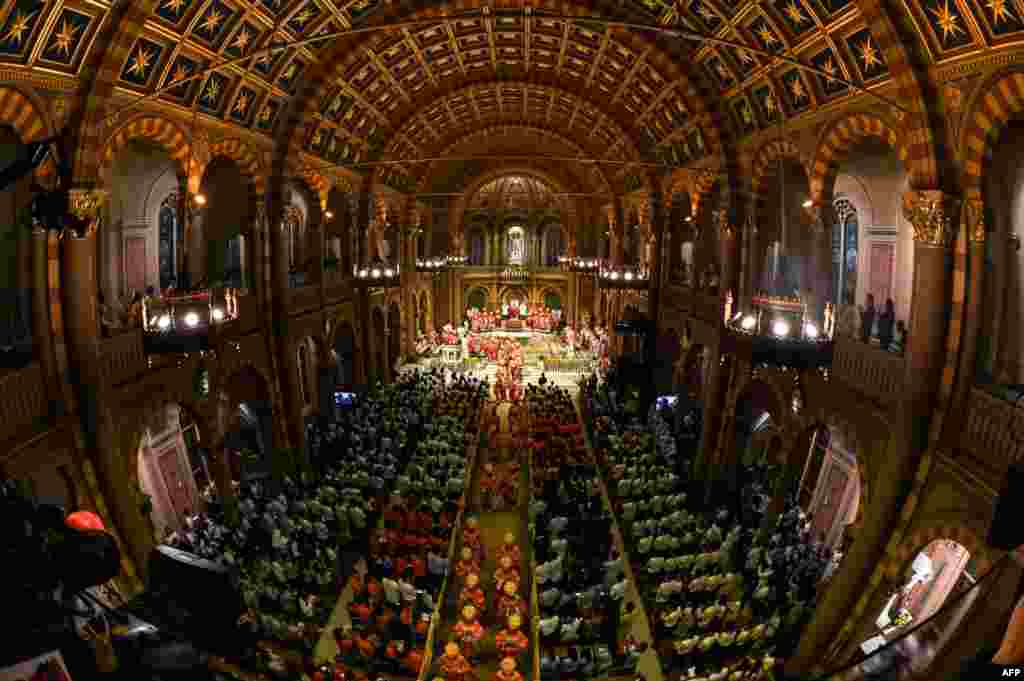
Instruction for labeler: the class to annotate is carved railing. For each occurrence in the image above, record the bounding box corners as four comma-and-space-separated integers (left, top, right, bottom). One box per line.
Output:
831, 338, 906, 405
961, 388, 1024, 480
101, 329, 146, 386
0, 362, 49, 443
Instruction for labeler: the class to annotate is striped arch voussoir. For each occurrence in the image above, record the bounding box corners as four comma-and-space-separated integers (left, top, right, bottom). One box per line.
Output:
0, 85, 55, 179
810, 113, 908, 204
751, 139, 802, 197
209, 139, 265, 196
963, 70, 1024, 200
100, 115, 192, 183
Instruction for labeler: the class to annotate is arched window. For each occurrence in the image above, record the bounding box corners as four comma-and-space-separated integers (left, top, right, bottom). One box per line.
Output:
158, 193, 179, 290
833, 198, 859, 306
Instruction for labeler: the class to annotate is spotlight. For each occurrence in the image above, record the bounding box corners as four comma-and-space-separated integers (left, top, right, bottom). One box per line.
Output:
185, 312, 200, 327
772, 320, 790, 337
384, 268, 394, 277
212, 308, 224, 321
624, 272, 634, 281
685, 216, 693, 222
804, 323, 819, 339
359, 268, 369, 278
372, 268, 381, 278
157, 315, 171, 330
325, 210, 334, 219
194, 193, 207, 206
731, 312, 743, 323
802, 199, 813, 208
741, 315, 757, 331
611, 272, 620, 280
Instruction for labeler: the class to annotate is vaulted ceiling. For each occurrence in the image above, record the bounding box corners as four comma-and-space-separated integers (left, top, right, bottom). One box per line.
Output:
2, 0, 1022, 192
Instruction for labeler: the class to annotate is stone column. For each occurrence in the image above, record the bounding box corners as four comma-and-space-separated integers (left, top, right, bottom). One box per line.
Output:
648, 192, 666, 332
607, 202, 623, 266
62, 190, 152, 578
950, 199, 985, 436
740, 197, 760, 307
801, 203, 831, 324
715, 208, 739, 310
32, 228, 60, 410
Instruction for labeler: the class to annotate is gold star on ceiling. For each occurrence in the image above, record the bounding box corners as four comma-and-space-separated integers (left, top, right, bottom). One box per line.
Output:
312, 128, 323, 146
231, 27, 251, 52
784, 0, 807, 24
859, 37, 881, 70
49, 17, 81, 58
4, 9, 38, 46
127, 47, 153, 78
291, 6, 314, 27
757, 24, 780, 47
764, 92, 777, 116
170, 62, 191, 84
203, 78, 220, 102
200, 9, 224, 35
929, 0, 964, 42
739, 102, 753, 125
233, 92, 249, 114
821, 56, 839, 83
163, 0, 186, 16
986, 0, 1014, 25
789, 75, 807, 101
258, 106, 273, 123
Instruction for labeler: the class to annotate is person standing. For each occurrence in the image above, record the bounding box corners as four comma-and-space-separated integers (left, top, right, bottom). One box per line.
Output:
860, 293, 876, 344
877, 298, 895, 350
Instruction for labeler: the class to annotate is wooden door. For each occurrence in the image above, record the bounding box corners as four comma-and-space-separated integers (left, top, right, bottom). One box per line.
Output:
125, 236, 146, 293
157, 446, 193, 523
869, 242, 894, 304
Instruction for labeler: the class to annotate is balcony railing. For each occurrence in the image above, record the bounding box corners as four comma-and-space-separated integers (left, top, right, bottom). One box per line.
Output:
101, 329, 145, 386
0, 362, 49, 443
832, 337, 906, 405
961, 388, 1024, 480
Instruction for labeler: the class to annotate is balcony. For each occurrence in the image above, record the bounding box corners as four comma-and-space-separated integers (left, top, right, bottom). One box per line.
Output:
831, 337, 906, 406
101, 330, 146, 386
960, 388, 1024, 483
142, 290, 238, 353
0, 362, 49, 444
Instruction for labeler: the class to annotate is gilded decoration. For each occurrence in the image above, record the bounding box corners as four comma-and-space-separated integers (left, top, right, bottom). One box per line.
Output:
713, 209, 736, 240
69, 189, 107, 234
963, 198, 985, 243
901, 190, 960, 247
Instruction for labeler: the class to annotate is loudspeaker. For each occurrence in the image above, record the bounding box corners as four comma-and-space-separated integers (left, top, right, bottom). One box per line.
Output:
989, 463, 1024, 551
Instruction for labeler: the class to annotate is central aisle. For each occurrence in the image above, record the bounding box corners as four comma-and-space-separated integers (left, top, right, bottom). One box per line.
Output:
435, 401, 532, 680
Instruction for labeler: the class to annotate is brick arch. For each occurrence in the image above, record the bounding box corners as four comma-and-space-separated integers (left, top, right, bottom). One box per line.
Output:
853, 0, 940, 191
808, 113, 908, 205
961, 69, 1024, 200
208, 138, 265, 197
750, 138, 805, 198
0, 85, 56, 179
99, 114, 193, 184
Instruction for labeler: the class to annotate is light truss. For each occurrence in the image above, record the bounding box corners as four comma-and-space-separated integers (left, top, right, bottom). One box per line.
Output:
106, 8, 909, 124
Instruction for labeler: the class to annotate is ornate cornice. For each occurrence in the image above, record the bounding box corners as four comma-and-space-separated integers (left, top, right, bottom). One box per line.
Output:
902, 190, 960, 248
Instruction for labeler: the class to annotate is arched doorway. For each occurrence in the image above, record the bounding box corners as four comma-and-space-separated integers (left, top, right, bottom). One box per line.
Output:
335, 322, 356, 390
388, 302, 401, 378
372, 307, 386, 385
136, 403, 205, 538
223, 365, 273, 482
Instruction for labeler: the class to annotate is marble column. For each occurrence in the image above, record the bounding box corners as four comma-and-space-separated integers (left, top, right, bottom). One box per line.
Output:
32, 228, 60, 410
802, 203, 831, 324
950, 199, 986, 436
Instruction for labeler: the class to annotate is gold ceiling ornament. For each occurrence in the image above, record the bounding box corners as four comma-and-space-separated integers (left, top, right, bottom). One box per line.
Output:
69, 189, 107, 235
902, 190, 960, 248
963, 198, 985, 243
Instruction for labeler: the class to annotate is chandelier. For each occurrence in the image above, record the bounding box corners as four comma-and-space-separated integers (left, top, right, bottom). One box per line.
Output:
598, 263, 650, 290
561, 256, 601, 274
354, 262, 401, 288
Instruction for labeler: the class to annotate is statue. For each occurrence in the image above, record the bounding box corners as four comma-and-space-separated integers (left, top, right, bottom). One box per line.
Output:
496, 614, 529, 660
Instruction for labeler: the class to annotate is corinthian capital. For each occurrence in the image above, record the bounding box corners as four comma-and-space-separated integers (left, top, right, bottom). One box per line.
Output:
713, 208, 736, 240
963, 198, 985, 244
902, 190, 960, 248
69, 189, 107, 221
